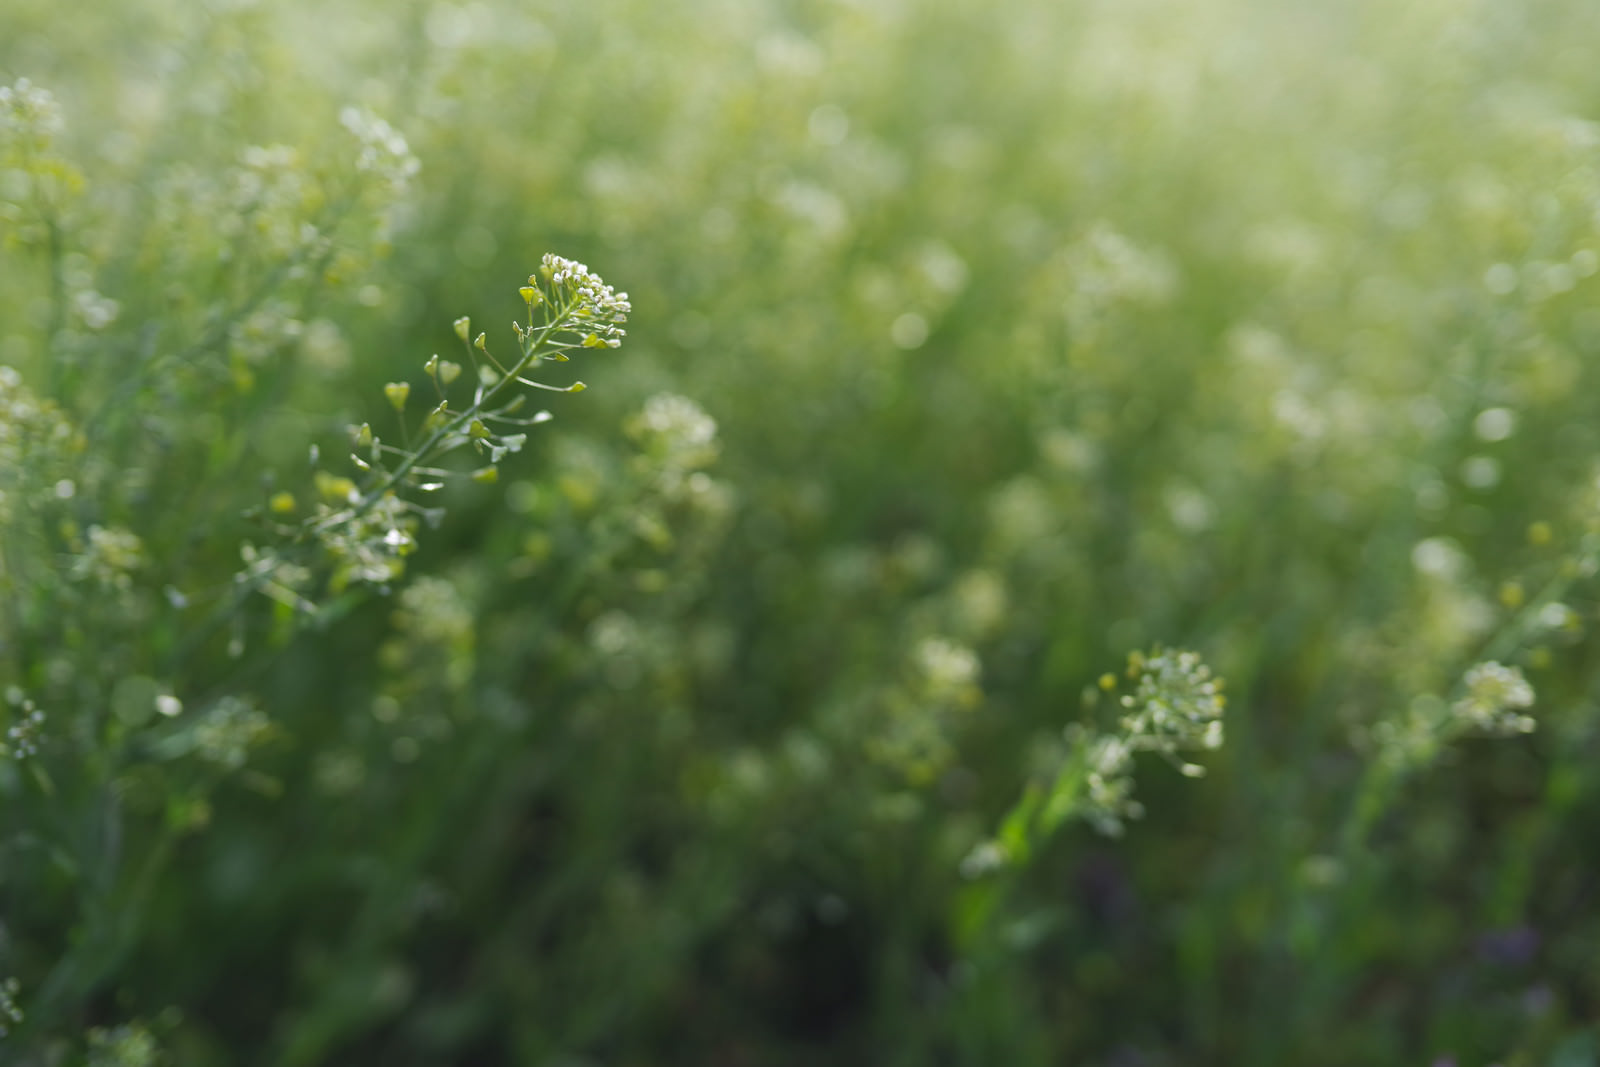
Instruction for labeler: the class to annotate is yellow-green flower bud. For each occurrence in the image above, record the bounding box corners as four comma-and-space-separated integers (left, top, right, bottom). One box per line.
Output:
422, 400, 450, 433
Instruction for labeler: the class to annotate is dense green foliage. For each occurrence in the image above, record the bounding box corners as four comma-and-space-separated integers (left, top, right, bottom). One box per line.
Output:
5, 0, 1600, 1063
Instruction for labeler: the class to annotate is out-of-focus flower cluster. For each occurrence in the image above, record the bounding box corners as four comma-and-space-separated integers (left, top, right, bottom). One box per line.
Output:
2, 689, 45, 760
0, 77, 79, 244
223, 145, 323, 263
1373, 661, 1538, 774
0, 976, 22, 1037
68, 526, 146, 590
1077, 732, 1143, 837
154, 696, 272, 771
0, 367, 87, 630
228, 301, 307, 366
859, 635, 983, 786
380, 573, 477, 701
1059, 222, 1179, 332
340, 106, 421, 191
1452, 661, 1536, 736
625, 393, 724, 504
338, 107, 419, 243
0, 78, 62, 146
0, 366, 81, 525
85, 1021, 160, 1067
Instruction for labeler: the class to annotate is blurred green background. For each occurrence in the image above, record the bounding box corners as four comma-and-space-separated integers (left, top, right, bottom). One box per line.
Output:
5, 0, 1600, 1063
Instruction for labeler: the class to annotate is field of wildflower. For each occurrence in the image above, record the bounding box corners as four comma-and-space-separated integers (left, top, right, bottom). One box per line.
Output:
4, 0, 1600, 1063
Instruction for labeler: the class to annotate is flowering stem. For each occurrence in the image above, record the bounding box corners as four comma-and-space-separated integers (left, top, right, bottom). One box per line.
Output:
345, 294, 576, 517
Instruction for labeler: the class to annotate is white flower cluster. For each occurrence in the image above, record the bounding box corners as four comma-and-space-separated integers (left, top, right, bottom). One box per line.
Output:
0, 77, 63, 145
916, 636, 981, 697
225, 145, 323, 261
1453, 661, 1536, 736
0, 366, 80, 525
86, 1022, 159, 1066
229, 301, 305, 364
3, 690, 45, 760
0, 976, 21, 1037
959, 839, 1008, 878
233, 144, 305, 205
859, 636, 984, 786
70, 525, 146, 589
1061, 222, 1178, 327
339, 107, 420, 190
191, 696, 272, 770
639, 392, 717, 451
72, 288, 121, 331
1119, 647, 1227, 768
394, 575, 475, 650
626, 393, 727, 509
1080, 733, 1143, 836
538, 253, 631, 345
